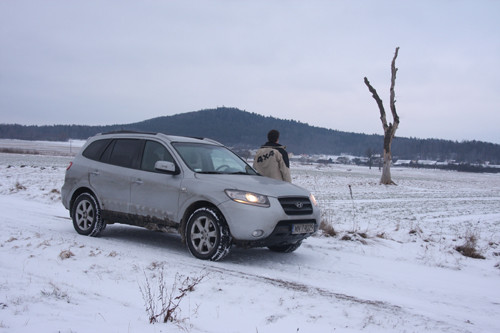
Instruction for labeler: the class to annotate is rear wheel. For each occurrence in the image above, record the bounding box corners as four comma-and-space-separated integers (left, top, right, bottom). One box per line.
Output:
71, 193, 105, 237
268, 241, 302, 253
186, 207, 232, 261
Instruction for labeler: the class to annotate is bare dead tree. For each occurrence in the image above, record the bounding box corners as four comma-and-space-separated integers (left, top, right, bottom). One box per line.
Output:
364, 47, 400, 185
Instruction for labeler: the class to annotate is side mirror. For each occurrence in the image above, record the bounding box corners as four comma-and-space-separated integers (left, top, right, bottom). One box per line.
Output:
154, 161, 179, 174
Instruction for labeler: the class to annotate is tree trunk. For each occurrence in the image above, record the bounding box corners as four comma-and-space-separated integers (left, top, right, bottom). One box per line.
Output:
381, 126, 395, 185
381, 151, 393, 184
364, 47, 400, 185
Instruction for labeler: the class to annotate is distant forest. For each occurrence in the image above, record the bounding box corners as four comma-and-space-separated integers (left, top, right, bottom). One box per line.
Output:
1, 107, 500, 164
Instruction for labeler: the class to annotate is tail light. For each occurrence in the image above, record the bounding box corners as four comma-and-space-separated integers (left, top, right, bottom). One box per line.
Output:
66, 162, 73, 171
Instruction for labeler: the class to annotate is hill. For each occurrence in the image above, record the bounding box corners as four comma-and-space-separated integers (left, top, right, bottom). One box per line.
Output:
1, 107, 500, 164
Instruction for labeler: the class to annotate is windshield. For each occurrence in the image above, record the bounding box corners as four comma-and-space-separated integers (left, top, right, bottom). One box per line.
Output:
172, 142, 257, 175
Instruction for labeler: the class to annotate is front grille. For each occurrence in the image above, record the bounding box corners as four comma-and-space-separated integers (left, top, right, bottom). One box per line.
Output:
278, 197, 313, 215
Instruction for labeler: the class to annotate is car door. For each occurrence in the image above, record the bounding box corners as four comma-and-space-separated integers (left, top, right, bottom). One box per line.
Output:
89, 139, 142, 215
129, 140, 182, 226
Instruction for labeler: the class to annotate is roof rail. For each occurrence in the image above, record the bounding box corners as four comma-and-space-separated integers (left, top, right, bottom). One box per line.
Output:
101, 130, 158, 135
201, 137, 223, 145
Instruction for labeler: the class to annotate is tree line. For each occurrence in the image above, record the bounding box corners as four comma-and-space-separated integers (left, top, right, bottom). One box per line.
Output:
1, 107, 500, 164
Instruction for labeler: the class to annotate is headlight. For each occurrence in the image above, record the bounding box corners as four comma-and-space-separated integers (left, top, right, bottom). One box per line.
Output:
225, 190, 270, 207
309, 193, 318, 206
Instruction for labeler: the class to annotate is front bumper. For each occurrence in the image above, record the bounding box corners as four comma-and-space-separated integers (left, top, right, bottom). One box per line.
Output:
217, 196, 320, 244
233, 219, 318, 248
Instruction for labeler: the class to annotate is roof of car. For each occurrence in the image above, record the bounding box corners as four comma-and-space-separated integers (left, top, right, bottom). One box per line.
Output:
96, 131, 223, 146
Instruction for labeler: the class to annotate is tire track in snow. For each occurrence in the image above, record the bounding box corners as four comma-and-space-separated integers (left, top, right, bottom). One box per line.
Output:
205, 265, 401, 310
198, 265, 468, 332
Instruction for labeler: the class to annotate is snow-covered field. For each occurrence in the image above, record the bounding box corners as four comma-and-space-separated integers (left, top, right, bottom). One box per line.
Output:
0, 139, 85, 156
1, 142, 499, 332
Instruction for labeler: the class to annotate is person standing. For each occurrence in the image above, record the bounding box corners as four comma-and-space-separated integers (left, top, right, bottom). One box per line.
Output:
253, 129, 291, 182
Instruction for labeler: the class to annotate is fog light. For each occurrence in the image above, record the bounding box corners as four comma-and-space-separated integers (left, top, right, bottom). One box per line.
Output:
252, 230, 264, 237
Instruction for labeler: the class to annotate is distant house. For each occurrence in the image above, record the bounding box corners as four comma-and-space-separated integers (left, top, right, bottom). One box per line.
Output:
394, 159, 412, 166
416, 160, 437, 166
316, 158, 334, 164
336, 156, 352, 164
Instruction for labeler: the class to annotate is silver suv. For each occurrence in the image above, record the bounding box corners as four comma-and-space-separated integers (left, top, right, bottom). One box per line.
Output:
61, 131, 320, 261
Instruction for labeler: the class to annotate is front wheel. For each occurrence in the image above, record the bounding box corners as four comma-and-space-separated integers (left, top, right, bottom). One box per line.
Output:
186, 207, 232, 261
71, 193, 105, 237
268, 241, 302, 253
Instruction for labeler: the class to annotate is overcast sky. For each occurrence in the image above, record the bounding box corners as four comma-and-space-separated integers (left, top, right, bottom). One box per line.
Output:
1, 0, 499, 144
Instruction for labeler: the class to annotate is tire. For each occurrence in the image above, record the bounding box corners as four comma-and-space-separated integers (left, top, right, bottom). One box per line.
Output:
268, 240, 303, 253
186, 207, 232, 261
71, 193, 105, 237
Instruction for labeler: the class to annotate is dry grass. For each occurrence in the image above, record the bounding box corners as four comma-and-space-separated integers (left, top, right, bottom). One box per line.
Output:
455, 230, 485, 260
0, 147, 40, 155
41, 282, 71, 303
59, 249, 75, 260
319, 219, 337, 237
140, 268, 206, 325
340, 231, 369, 245
10, 182, 27, 192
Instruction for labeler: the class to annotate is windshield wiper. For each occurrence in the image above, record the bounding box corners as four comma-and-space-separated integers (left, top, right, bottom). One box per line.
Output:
197, 171, 223, 174
197, 171, 250, 175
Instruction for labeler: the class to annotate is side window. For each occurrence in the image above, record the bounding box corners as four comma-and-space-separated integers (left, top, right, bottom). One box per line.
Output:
140, 141, 174, 172
104, 139, 143, 169
82, 139, 111, 161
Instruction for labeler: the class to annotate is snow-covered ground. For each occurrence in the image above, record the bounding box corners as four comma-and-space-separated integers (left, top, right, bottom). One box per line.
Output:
0, 139, 85, 156
1, 143, 499, 332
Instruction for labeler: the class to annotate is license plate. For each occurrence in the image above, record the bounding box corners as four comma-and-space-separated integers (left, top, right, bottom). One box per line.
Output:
292, 223, 315, 234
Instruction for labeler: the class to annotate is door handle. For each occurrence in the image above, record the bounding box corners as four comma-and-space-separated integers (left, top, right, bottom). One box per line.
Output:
133, 178, 143, 185
90, 170, 100, 176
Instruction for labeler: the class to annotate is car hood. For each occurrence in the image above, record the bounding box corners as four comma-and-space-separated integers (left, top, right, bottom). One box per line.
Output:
192, 173, 311, 198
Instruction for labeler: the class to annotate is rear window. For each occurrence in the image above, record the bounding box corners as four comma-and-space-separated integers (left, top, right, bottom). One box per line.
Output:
102, 139, 143, 169
82, 139, 111, 161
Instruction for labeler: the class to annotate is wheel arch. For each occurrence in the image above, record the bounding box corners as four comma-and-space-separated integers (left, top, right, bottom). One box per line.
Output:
70, 187, 99, 212
179, 200, 224, 242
